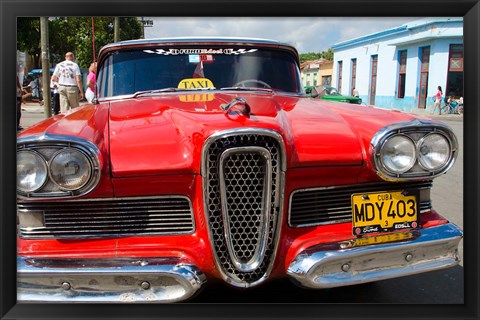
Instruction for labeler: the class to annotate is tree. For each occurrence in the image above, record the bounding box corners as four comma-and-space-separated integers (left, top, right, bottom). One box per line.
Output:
299, 48, 334, 63
17, 18, 42, 68
17, 17, 143, 69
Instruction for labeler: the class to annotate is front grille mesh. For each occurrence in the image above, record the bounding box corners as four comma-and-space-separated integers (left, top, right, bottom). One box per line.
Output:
205, 133, 281, 285
17, 196, 194, 239
289, 181, 432, 227
223, 152, 266, 263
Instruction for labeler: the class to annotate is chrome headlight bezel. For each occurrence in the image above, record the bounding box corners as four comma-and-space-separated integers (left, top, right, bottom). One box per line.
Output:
371, 119, 458, 181
17, 134, 101, 199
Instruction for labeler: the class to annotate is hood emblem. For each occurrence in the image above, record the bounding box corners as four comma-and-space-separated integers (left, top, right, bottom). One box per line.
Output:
220, 97, 251, 116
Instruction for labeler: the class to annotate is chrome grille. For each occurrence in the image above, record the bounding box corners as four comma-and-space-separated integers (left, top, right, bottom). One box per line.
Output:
289, 181, 433, 227
203, 130, 284, 286
17, 196, 194, 239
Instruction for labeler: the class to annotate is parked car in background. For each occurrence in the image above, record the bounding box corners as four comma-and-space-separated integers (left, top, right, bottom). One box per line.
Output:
17, 37, 462, 303
306, 84, 362, 104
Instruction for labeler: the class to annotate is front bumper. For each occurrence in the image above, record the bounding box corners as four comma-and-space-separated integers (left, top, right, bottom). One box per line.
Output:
287, 223, 462, 289
17, 257, 206, 303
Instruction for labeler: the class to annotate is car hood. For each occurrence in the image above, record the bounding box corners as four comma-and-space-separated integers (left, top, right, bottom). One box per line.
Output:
107, 92, 416, 177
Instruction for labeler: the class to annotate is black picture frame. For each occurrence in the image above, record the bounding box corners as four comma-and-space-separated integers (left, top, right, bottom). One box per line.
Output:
2, 0, 479, 319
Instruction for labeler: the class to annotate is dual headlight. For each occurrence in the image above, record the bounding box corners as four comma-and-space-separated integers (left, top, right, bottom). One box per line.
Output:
17, 138, 100, 198
372, 121, 458, 181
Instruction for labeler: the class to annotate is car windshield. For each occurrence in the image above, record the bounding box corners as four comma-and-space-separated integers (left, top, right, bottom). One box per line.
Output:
323, 86, 339, 95
97, 46, 303, 98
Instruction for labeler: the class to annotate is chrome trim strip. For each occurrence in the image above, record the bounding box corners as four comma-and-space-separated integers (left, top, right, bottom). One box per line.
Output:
17, 257, 206, 303
370, 119, 459, 181
287, 223, 462, 289
201, 128, 286, 288
219, 146, 272, 272
17, 133, 101, 156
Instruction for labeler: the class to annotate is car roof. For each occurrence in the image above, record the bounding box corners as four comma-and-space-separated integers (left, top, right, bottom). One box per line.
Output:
111, 37, 288, 47
98, 37, 300, 64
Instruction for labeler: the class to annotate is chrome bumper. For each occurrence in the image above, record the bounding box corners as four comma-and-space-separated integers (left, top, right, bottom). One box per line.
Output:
17, 257, 206, 303
287, 223, 463, 289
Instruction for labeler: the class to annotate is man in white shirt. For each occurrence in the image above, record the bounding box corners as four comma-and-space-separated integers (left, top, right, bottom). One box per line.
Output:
52, 52, 84, 113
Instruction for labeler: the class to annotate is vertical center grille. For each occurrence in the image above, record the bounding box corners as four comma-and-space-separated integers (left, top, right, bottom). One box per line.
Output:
203, 130, 284, 287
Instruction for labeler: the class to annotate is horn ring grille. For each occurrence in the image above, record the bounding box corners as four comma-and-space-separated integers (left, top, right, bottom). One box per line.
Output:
202, 129, 285, 287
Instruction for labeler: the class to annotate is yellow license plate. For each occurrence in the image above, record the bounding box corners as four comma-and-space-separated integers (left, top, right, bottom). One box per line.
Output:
352, 190, 419, 236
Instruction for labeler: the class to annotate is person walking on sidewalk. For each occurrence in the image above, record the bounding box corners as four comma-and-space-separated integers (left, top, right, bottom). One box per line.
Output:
17, 75, 23, 131
52, 52, 84, 113
432, 85, 443, 115
50, 78, 60, 115
85, 62, 97, 103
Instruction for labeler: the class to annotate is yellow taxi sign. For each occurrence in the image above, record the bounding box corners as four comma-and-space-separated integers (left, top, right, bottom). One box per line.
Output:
178, 78, 215, 90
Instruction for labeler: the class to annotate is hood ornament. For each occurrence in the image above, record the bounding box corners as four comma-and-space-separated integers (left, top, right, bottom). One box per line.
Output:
220, 97, 251, 116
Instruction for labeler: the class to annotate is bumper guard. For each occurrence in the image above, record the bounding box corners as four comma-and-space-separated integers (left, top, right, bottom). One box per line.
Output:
17, 257, 206, 303
287, 223, 462, 289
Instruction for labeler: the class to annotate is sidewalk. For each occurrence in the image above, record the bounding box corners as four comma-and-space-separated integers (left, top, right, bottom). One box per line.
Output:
21, 100, 89, 113
408, 109, 463, 122
21, 101, 48, 113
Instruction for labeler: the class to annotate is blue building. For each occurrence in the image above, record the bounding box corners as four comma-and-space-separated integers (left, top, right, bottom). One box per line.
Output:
331, 17, 463, 113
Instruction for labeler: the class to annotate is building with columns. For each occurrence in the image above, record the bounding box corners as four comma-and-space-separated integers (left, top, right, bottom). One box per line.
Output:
331, 17, 463, 113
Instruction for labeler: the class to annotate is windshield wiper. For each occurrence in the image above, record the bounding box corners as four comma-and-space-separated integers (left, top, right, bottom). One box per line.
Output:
133, 87, 216, 98
133, 87, 185, 98
220, 87, 274, 93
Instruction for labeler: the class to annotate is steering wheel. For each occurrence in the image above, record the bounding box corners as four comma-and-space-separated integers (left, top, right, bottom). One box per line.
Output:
232, 79, 272, 89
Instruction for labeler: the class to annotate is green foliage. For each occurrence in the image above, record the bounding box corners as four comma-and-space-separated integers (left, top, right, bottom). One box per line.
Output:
299, 48, 334, 63
17, 18, 41, 67
17, 17, 143, 69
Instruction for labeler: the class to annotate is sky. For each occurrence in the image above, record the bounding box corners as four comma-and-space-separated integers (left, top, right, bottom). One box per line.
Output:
142, 17, 421, 53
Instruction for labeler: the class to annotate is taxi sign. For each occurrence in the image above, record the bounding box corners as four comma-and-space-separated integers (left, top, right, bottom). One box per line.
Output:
178, 78, 215, 90
352, 190, 419, 236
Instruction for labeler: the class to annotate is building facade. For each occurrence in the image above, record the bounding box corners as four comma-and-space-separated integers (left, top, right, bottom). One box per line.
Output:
331, 17, 463, 113
300, 59, 333, 88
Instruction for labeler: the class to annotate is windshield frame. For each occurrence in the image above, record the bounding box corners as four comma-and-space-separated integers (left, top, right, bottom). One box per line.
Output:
96, 40, 304, 101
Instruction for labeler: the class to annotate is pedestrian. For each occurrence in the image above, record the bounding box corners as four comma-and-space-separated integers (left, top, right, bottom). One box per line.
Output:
22, 75, 43, 105
432, 85, 443, 115
51, 52, 84, 113
50, 78, 60, 115
352, 87, 359, 97
85, 62, 97, 103
17, 75, 23, 131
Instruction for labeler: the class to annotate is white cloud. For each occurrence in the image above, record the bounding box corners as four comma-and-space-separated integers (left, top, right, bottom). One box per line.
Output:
144, 17, 421, 53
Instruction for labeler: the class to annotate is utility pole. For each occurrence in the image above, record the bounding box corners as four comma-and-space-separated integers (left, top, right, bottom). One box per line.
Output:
114, 17, 119, 42
40, 17, 51, 118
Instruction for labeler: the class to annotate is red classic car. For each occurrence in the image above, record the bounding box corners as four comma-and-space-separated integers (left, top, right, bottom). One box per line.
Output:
16, 38, 462, 303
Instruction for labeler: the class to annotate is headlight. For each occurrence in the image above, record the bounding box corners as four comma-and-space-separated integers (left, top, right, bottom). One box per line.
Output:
371, 120, 458, 181
417, 133, 451, 171
17, 150, 48, 193
379, 135, 416, 174
49, 148, 93, 190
